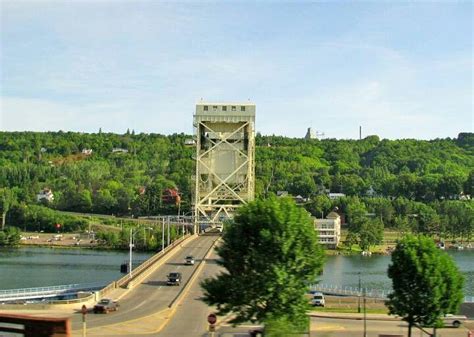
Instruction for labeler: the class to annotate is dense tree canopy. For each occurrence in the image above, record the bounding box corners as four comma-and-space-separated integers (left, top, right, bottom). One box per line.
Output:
200, 197, 324, 331
0, 131, 472, 239
387, 235, 464, 336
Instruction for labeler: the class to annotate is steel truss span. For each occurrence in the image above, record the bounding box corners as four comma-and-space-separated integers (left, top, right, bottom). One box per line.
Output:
193, 102, 255, 225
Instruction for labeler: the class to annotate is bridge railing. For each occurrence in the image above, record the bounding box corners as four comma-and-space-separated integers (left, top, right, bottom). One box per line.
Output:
0, 282, 106, 302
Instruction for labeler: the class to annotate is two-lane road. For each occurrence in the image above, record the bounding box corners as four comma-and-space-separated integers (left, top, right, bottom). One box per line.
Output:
71, 234, 218, 331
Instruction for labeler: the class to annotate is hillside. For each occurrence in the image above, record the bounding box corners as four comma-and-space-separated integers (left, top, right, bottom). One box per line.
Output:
0, 131, 473, 238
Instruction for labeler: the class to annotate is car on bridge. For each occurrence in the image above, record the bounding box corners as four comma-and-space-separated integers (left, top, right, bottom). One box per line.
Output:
167, 272, 182, 286
93, 298, 119, 314
184, 255, 195, 265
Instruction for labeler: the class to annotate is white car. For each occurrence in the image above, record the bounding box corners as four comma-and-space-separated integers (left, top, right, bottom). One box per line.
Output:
311, 292, 325, 307
185, 256, 195, 265
442, 314, 467, 328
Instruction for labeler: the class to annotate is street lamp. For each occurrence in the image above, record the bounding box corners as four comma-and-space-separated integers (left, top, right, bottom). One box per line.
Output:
358, 272, 361, 313
129, 228, 135, 279
363, 286, 367, 337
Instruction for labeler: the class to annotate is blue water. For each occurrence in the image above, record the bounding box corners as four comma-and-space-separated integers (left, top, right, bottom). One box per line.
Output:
0, 247, 152, 290
319, 249, 474, 296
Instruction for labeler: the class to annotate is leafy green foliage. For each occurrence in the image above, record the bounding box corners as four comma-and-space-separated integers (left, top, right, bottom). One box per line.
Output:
387, 235, 464, 336
200, 197, 324, 330
0, 227, 21, 246
0, 131, 472, 239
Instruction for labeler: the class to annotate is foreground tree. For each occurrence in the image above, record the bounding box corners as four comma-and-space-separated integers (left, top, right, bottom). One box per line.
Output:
387, 235, 464, 337
201, 197, 324, 334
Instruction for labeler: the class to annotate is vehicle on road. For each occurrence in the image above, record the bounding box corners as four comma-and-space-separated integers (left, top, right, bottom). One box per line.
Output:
311, 292, 325, 307
185, 255, 195, 265
167, 272, 182, 286
442, 314, 467, 328
93, 298, 119, 314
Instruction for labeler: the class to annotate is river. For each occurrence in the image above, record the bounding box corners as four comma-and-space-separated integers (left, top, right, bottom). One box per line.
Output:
0, 247, 152, 290
319, 249, 474, 296
0, 247, 472, 296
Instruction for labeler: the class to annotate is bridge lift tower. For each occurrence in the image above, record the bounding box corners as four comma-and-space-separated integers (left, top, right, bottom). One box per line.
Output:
193, 102, 255, 229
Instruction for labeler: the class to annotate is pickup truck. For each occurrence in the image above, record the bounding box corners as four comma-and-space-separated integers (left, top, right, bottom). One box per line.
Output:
167, 272, 182, 286
93, 298, 119, 314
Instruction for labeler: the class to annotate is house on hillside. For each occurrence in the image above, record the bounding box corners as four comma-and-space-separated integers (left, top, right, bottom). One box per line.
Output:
276, 191, 288, 197
112, 148, 129, 154
82, 148, 93, 155
314, 211, 341, 248
327, 192, 345, 200
37, 188, 54, 203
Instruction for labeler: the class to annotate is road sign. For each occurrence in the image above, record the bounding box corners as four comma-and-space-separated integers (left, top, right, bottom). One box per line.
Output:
209, 324, 215, 332
207, 313, 217, 324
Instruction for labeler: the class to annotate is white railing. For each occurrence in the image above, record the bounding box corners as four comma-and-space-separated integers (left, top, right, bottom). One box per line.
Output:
0, 282, 106, 302
310, 283, 388, 299
310, 283, 474, 303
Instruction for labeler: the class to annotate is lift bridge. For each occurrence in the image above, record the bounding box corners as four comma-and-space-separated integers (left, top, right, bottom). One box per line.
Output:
192, 102, 256, 229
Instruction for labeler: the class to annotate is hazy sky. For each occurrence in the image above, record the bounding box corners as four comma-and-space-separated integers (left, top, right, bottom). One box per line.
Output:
1, 1, 472, 139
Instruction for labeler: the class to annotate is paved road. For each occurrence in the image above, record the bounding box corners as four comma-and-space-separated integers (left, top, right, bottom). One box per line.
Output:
310, 316, 471, 337
70, 234, 217, 332
157, 240, 223, 337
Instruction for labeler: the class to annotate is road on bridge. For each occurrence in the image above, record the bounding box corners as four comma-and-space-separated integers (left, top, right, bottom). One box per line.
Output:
70, 233, 218, 336
156, 238, 224, 337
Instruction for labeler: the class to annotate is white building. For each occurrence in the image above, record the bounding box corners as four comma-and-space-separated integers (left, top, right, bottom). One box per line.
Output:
37, 188, 54, 203
327, 192, 346, 200
82, 148, 93, 155
314, 211, 341, 248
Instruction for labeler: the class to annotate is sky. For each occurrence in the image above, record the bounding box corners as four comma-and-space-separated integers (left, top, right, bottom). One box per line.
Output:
0, 1, 472, 140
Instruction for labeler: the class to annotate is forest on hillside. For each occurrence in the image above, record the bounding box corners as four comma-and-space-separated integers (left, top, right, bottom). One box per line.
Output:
0, 131, 473, 243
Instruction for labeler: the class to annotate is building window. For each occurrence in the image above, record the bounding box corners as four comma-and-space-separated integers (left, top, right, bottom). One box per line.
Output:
213, 106, 218, 111
204, 106, 208, 111
231, 106, 236, 111
241, 106, 246, 111
222, 106, 227, 111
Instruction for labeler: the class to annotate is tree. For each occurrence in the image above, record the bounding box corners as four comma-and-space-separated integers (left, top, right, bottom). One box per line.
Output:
358, 218, 384, 251
200, 197, 324, 332
0, 188, 15, 230
387, 235, 464, 337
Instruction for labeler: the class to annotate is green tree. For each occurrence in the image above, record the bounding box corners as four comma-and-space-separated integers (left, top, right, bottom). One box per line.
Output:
358, 218, 384, 251
0, 188, 15, 230
201, 197, 324, 332
387, 235, 464, 337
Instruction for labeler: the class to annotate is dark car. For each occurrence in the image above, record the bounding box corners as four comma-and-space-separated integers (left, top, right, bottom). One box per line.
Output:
93, 298, 119, 314
167, 272, 182, 286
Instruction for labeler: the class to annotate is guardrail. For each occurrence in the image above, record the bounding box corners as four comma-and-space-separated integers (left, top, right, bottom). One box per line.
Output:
310, 283, 389, 299
0, 282, 106, 302
98, 234, 194, 298
310, 283, 474, 303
